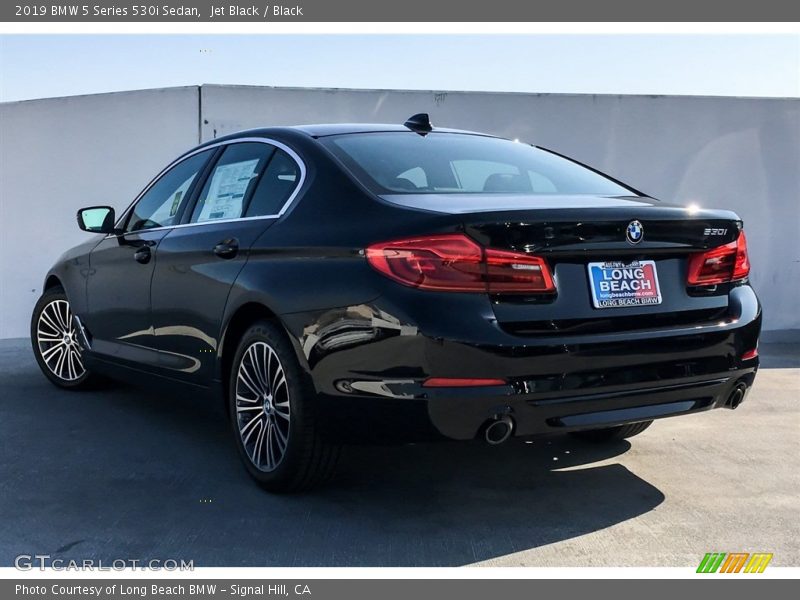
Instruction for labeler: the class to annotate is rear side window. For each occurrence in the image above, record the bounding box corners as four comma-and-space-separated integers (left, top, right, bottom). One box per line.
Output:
321, 132, 632, 197
245, 149, 301, 217
191, 143, 275, 223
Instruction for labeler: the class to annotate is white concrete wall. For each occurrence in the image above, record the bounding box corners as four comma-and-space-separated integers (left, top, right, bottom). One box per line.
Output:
0, 87, 199, 339
1, 84, 798, 338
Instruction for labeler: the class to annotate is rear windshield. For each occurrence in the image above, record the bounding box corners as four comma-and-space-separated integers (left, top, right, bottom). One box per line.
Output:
321, 132, 633, 196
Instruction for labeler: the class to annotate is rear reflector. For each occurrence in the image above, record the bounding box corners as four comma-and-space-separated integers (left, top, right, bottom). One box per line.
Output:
366, 233, 555, 294
741, 348, 758, 361
687, 231, 750, 286
423, 377, 508, 388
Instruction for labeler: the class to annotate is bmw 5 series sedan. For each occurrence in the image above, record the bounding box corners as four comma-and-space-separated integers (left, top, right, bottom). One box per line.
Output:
32, 114, 761, 492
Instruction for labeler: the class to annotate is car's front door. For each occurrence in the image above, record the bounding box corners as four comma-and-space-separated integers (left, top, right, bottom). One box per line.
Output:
84, 149, 215, 369
150, 141, 303, 384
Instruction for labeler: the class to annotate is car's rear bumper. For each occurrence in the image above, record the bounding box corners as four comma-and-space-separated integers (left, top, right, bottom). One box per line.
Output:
314, 363, 758, 444
281, 285, 762, 442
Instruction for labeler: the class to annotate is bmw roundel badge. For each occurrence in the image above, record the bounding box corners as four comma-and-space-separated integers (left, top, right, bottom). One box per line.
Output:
626, 220, 644, 244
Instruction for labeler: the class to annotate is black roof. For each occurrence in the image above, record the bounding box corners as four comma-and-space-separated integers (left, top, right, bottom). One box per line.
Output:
190, 122, 498, 157
208, 123, 494, 142
291, 123, 492, 138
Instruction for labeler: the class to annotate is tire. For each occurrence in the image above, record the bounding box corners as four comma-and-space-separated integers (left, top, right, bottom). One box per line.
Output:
570, 420, 653, 443
30, 286, 95, 390
227, 319, 339, 492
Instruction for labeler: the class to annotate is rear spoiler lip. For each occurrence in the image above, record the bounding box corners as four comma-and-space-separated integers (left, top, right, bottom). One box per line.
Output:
378, 192, 655, 215
378, 192, 741, 223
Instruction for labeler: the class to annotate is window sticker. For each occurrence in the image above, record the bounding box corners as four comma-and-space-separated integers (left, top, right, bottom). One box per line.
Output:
197, 159, 259, 222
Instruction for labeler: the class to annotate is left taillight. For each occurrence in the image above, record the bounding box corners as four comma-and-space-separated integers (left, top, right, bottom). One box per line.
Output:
687, 230, 750, 286
365, 233, 555, 294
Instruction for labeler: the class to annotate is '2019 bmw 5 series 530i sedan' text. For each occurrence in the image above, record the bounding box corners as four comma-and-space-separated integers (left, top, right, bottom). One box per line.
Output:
32, 114, 761, 491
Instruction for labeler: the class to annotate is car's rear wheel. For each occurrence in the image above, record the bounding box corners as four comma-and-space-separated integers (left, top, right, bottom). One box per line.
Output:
570, 420, 653, 443
228, 320, 339, 492
31, 287, 94, 389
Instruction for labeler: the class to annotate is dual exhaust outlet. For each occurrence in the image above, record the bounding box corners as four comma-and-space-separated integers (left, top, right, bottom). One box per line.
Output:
481, 380, 748, 443
481, 379, 748, 445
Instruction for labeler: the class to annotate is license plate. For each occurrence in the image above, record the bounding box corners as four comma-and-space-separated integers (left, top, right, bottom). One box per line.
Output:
588, 260, 662, 308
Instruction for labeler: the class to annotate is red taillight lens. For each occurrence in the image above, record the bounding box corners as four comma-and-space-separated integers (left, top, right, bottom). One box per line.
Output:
484, 248, 555, 293
687, 231, 750, 286
366, 234, 555, 294
365, 235, 485, 292
741, 347, 758, 361
732, 230, 750, 280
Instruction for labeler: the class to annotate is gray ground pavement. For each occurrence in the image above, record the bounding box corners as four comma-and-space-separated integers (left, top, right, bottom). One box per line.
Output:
1, 338, 797, 567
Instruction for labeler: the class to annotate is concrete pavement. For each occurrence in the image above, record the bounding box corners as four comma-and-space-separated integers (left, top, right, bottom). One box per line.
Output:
0, 339, 797, 567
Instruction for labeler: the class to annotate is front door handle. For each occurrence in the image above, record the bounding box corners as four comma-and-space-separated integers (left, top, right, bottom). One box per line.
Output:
213, 238, 239, 259
133, 247, 151, 264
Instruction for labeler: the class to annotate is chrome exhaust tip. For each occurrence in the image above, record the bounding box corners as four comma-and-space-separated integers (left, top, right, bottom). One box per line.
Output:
484, 415, 514, 445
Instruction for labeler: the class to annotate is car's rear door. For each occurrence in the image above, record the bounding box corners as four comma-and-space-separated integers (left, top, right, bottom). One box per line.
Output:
85, 149, 215, 369
149, 140, 304, 384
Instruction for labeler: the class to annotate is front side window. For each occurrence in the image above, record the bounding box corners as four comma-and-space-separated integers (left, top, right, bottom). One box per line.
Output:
321, 132, 633, 197
124, 150, 212, 233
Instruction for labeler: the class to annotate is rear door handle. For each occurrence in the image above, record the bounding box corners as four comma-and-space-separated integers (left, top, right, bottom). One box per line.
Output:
213, 239, 239, 259
133, 247, 151, 264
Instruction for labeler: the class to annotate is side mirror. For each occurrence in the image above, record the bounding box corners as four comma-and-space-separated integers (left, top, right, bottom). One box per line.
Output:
77, 206, 116, 234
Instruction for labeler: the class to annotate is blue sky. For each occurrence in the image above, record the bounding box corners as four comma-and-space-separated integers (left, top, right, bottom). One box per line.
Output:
1, 34, 798, 102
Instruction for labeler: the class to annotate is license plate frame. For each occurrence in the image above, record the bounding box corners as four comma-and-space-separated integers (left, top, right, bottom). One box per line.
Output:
587, 260, 662, 309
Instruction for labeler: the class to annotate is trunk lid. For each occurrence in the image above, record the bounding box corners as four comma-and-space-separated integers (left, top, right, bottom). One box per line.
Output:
410, 194, 743, 334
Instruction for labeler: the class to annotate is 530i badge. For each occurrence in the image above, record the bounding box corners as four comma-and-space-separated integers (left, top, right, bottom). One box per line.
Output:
31, 114, 761, 492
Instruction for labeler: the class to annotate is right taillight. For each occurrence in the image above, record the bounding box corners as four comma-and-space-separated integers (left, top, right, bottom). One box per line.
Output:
365, 233, 555, 294
687, 230, 750, 286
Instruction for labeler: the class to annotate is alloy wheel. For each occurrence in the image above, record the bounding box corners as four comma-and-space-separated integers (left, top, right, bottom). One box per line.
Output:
36, 299, 85, 382
235, 341, 291, 472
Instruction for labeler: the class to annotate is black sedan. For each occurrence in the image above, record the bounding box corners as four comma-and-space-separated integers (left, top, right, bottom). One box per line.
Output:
31, 115, 761, 492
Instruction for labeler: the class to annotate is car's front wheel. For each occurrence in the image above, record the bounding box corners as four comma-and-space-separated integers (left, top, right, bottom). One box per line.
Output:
228, 320, 339, 492
570, 420, 653, 443
30, 287, 95, 389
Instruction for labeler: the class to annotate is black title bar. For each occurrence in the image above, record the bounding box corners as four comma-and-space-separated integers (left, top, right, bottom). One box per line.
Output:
5, 0, 800, 22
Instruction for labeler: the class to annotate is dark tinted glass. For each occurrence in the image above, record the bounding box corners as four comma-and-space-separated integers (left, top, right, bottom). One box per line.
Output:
322, 132, 632, 197
190, 143, 275, 223
125, 149, 212, 232
244, 149, 301, 217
